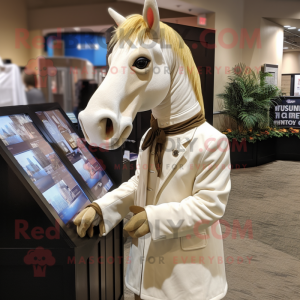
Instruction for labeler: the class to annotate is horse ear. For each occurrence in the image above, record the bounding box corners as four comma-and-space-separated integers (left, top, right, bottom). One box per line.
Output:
142, 0, 160, 39
108, 8, 126, 26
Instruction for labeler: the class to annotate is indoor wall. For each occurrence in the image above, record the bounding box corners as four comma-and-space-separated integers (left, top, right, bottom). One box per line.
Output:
162, 14, 216, 30
2, 0, 300, 130
282, 51, 300, 74
182, 0, 299, 129
27, 2, 192, 30
242, 18, 284, 85
0, 0, 29, 66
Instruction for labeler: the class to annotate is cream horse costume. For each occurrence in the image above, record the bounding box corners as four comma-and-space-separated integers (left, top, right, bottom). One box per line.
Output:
75, 1, 231, 299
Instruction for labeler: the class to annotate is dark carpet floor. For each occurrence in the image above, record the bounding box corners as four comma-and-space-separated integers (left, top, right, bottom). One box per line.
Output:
124, 160, 300, 299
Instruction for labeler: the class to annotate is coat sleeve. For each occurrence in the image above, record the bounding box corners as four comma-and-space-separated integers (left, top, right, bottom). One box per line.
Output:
93, 152, 141, 235
145, 136, 231, 241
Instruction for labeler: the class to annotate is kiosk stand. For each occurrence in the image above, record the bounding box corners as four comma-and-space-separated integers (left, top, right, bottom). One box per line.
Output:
0, 103, 125, 300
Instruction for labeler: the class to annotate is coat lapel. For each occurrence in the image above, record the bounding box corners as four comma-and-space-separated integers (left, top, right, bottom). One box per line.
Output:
155, 128, 197, 201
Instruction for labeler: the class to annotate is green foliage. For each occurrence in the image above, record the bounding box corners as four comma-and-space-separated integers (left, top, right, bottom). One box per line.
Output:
218, 63, 281, 132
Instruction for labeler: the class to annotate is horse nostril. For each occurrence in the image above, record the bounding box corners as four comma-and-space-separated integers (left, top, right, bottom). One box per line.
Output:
105, 118, 114, 137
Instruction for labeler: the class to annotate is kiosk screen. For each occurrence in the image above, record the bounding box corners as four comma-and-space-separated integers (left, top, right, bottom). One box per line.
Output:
0, 114, 90, 224
35, 110, 113, 198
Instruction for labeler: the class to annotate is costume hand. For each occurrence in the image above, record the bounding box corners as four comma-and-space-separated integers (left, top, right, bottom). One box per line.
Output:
124, 206, 150, 238
73, 203, 105, 238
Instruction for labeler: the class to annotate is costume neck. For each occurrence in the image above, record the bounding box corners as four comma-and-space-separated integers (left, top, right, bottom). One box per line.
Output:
151, 53, 201, 128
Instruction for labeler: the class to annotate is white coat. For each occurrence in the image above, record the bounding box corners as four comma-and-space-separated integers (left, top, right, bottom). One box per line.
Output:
95, 121, 231, 300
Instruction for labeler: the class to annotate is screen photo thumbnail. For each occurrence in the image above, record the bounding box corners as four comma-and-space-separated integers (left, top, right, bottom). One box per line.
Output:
14, 148, 55, 192
43, 180, 90, 224
0, 115, 39, 146
36, 110, 114, 198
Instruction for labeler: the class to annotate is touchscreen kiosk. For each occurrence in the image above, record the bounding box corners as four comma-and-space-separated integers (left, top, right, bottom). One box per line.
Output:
0, 114, 91, 225
35, 109, 113, 199
0, 103, 124, 300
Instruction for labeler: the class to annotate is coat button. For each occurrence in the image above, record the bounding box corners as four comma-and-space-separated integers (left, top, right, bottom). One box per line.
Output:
172, 149, 179, 157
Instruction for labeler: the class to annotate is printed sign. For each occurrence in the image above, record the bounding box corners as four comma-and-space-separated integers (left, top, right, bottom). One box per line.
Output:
274, 98, 300, 128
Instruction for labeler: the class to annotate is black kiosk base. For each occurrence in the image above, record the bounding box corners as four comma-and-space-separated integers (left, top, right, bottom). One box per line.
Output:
0, 104, 126, 300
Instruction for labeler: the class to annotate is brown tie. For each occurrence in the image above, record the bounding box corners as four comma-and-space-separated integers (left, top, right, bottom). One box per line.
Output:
141, 112, 206, 177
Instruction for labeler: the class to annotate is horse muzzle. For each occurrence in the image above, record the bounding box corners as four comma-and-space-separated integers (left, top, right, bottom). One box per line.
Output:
78, 109, 133, 150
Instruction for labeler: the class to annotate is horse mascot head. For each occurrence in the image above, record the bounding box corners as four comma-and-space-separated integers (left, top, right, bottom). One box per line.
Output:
79, 0, 205, 150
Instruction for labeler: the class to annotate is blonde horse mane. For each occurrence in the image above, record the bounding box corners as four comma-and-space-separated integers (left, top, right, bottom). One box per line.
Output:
109, 15, 205, 115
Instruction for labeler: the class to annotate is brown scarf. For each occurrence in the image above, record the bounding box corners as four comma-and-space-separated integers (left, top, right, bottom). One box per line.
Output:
141, 112, 206, 177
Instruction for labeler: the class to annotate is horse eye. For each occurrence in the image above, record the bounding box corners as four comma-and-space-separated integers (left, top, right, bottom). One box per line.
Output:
133, 57, 150, 69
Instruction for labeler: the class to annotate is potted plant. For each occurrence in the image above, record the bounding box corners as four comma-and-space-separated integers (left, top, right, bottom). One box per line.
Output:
218, 63, 281, 168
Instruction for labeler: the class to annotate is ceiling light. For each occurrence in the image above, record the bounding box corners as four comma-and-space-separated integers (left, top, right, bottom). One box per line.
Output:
284, 25, 291, 28
73, 27, 80, 31
288, 27, 296, 30
283, 47, 289, 49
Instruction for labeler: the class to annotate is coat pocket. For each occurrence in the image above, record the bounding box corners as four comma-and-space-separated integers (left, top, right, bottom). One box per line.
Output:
180, 231, 207, 251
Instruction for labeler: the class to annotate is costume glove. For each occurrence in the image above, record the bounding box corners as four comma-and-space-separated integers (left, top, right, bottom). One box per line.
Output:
123, 206, 150, 238
73, 203, 105, 238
